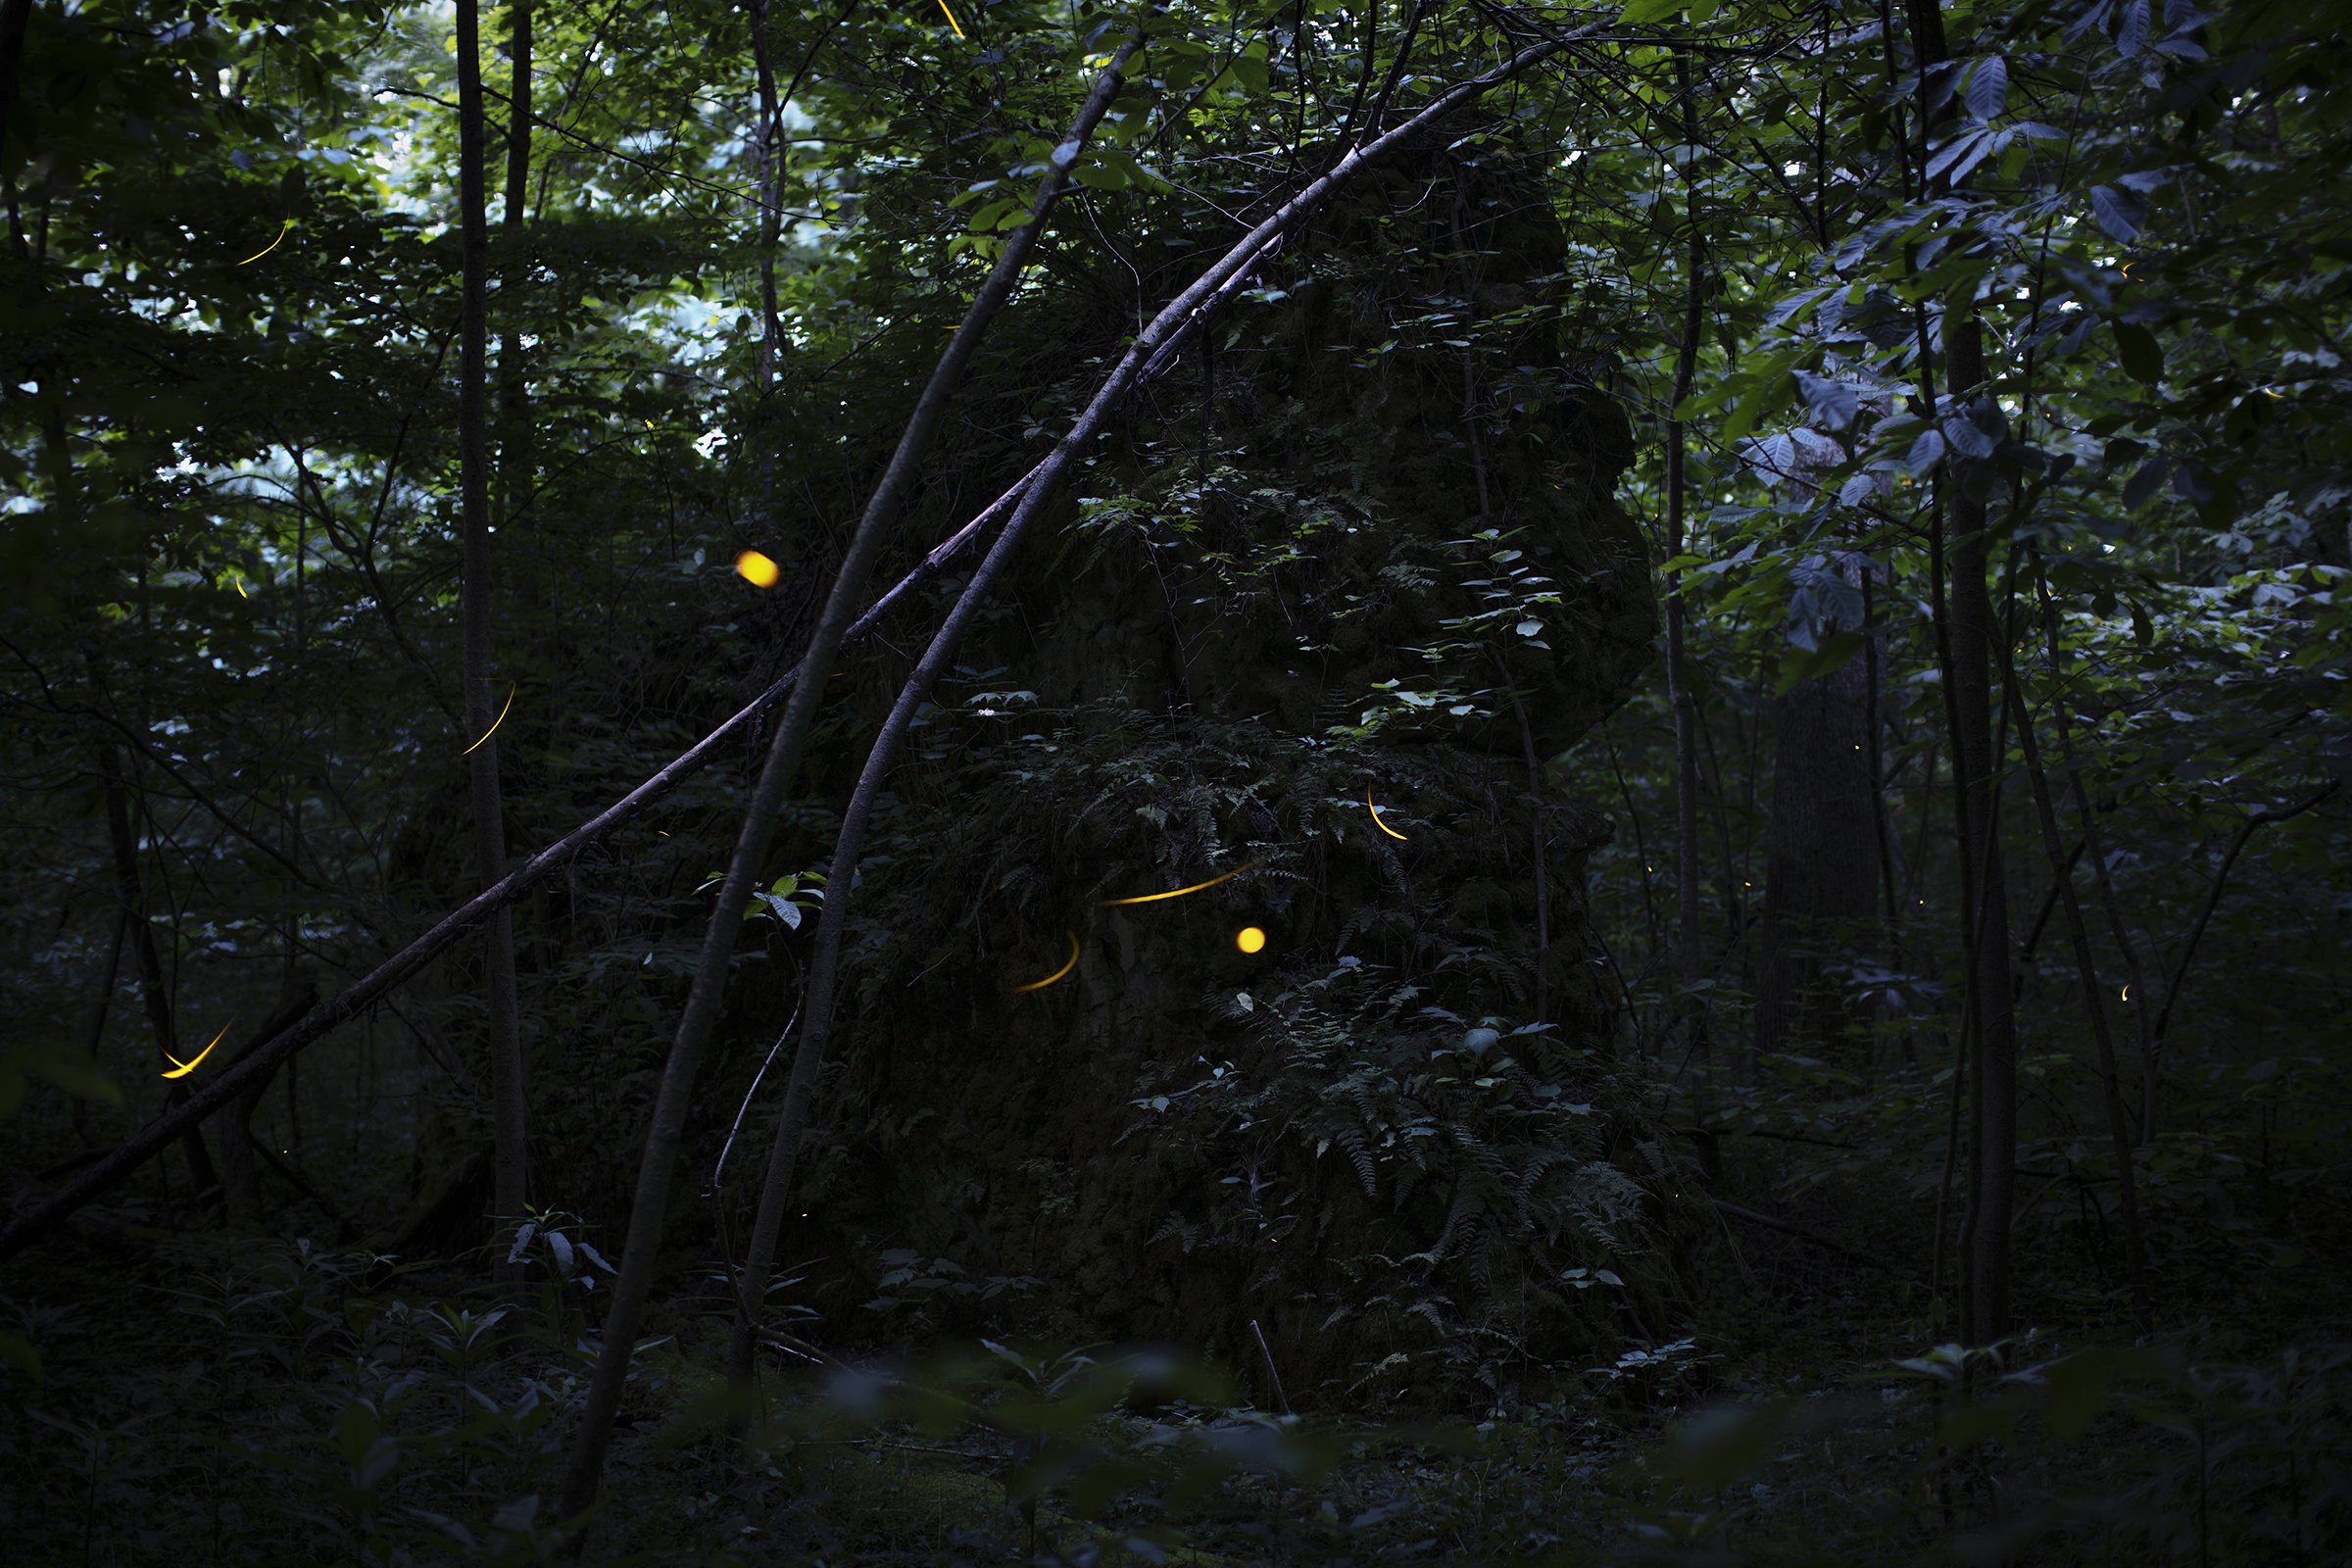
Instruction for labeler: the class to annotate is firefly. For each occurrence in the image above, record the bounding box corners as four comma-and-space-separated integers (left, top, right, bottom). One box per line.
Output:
737, 550, 781, 589
463, 681, 515, 757
935, 0, 966, 37
1235, 926, 1267, 955
1014, 929, 1079, 993
1100, 858, 1259, 906
235, 219, 293, 267
1367, 784, 1408, 841
162, 1016, 235, 1079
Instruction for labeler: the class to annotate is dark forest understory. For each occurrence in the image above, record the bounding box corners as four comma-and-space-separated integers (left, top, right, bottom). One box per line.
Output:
3, 0, 2348, 1562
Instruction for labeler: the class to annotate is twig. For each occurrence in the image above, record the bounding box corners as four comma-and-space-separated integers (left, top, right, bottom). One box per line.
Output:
1711, 1199, 1898, 1273
1251, 1318, 1292, 1415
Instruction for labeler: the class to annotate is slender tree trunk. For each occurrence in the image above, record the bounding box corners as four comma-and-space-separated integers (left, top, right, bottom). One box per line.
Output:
2035, 576, 2157, 1143
216, 984, 319, 1230
1945, 321, 2016, 1345
0, 0, 30, 169
710, 27, 1584, 1429
98, 747, 219, 1200
749, 0, 785, 392
0, 451, 1050, 1264
457, 0, 529, 1250
1665, 53, 1710, 1091
1751, 553, 1878, 1061
73, 906, 128, 1147
2004, 672, 2150, 1332
716, 27, 1587, 1376
559, 36, 1153, 1539
2146, 782, 2337, 1132
498, 0, 532, 535
1909, 0, 2017, 1346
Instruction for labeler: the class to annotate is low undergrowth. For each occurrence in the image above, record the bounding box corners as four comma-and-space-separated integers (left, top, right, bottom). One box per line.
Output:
5, 1219, 2343, 1566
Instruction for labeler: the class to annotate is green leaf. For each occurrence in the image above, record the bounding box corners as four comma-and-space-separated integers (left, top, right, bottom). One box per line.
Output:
2090, 183, 2143, 242
1619, 0, 1684, 23
1773, 631, 1866, 696
2113, 320, 2164, 383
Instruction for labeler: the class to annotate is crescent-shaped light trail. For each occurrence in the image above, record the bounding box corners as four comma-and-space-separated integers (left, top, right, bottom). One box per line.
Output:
935, 0, 965, 38
235, 220, 292, 267
162, 1016, 234, 1079
1014, 929, 1079, 993
462, 682, 515, 757
1098, 858, 1260, 906
1367, 784, 1408, 841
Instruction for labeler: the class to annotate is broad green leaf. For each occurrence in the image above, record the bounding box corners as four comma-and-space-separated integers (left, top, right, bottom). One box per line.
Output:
2113, 319, 2164, 383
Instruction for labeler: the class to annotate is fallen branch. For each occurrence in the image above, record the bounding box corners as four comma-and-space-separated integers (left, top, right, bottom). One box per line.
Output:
0, 457, 1043, 1263
1710, 1199, 1898, 1273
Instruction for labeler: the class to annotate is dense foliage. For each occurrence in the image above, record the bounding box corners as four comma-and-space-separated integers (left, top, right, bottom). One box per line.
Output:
3, 0, 2346, 1561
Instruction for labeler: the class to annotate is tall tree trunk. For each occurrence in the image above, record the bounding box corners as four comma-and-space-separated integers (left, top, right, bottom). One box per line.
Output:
1908, 0, 2018, 1347
2003, 671, 2150, 1332
457, 0, 529, 1250
498, 0, 532, 539
1665, 52, 1710, 1093
215, 984, 319, 1230
1751, 554, 1879, 1062
97, 747, 220, 1200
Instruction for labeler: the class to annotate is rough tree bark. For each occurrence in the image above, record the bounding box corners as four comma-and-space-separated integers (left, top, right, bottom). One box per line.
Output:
457, 0, 530, 1245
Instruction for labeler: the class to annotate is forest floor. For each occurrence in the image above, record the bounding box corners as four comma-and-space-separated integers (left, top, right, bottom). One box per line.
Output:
5, 1191, 2343, 1567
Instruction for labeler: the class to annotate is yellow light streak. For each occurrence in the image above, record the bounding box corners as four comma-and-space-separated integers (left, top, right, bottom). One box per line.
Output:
1235, 925, 1266, 955
737, 549, 781, 588
1367, 784, 1408, 841
1014, 929, 1079, 992
235, 220, 292, 267
233, 576, 249, 599
1099, 858, 1260, 906
162, 1016, 234, 1079
462, 681, 515, 757
935, 0, 966, 37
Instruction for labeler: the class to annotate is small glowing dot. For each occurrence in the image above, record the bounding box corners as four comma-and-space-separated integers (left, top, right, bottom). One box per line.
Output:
1235, 926, 1266, 955
737, 550, 780, 588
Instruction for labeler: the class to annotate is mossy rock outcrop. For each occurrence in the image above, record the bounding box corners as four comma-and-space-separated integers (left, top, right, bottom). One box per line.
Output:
763, 126, 1671, 1408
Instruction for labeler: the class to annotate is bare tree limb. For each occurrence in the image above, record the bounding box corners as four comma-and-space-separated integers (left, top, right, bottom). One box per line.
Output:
0, 461, 1042, 1263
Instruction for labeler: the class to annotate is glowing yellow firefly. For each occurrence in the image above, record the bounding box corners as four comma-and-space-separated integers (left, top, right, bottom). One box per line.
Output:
1235, 925, 1266, 955
162, 1016, 234, 1079
1014, 929, 1079, 992
1099, 858, 1260, 906
463, 681, 515, 757
2121, 985, 2131, 1002
737, 550, 781, 588
935, 0, 966, 37
235, 220, 292, 267
232, 576, 249, 599
1367, 784, 1408, 841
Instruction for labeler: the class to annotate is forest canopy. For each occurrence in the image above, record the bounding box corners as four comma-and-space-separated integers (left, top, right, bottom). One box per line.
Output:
2, 0, 2347, 1562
